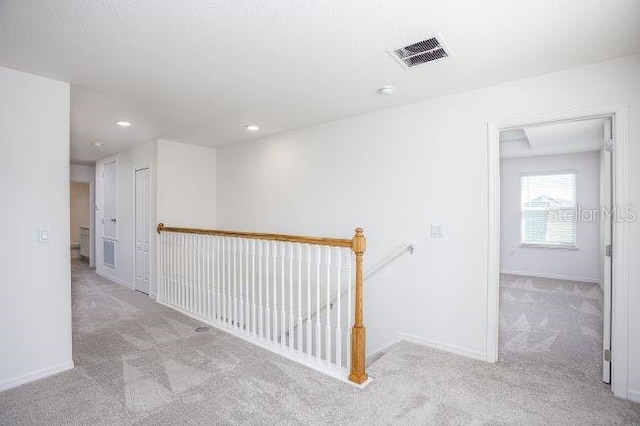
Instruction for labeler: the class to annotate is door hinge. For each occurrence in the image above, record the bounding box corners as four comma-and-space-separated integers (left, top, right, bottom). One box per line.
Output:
605, 139, 615, 152
604, 349, 612, 362
605, 245, 612, 257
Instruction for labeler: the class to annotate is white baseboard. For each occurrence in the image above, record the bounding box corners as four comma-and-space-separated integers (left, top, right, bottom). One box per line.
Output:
368, 335, 401, 358
627, 389, 640, 403
396, 332, 487, 361
0, 361, 74, 392
500, 269, 599, 284
96, 269, 133, 290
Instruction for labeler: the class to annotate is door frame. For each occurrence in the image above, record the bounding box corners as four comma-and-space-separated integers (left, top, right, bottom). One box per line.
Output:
133, 164, 152, 296
486, 104, 630, 399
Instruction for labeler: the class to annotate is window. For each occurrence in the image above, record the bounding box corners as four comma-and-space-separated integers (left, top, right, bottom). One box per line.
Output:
520, 172, 576, 247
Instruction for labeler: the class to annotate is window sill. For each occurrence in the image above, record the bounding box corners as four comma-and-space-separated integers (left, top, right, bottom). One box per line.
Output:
519, 243, 579, 250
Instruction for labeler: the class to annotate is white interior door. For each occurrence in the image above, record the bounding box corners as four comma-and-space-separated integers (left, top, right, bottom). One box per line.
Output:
135, 168, 150, 295
601, 118, 613, 384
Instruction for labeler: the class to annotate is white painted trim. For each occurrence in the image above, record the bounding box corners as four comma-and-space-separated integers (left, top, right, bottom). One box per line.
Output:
487, 104, 630, 399
610, 105, 630, 399
397, 332, 487, 361
500, 270, 600, 284
367, 335, 402, 359
0, 361, 74, 392
487, 121, 501, 364
96, 269, 133, 290
627, 389, 640, 404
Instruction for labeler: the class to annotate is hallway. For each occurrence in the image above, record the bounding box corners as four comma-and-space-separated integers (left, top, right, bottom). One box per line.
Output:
1, 262, 639, 425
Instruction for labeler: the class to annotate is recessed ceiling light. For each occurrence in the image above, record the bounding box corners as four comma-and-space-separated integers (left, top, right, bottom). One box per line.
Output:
116, 120, 132, 127
245, 124, 260, 132
377, 86, 395, 96
92, 141, 104, 148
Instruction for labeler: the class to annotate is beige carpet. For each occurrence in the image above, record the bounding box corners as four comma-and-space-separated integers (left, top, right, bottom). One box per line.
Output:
1, 261, 638, 425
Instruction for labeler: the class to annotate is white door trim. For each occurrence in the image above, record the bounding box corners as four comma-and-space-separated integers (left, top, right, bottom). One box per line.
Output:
486, 104, 630, 399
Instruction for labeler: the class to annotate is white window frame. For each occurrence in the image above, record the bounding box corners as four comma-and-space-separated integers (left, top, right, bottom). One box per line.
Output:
519, 170, 578, 249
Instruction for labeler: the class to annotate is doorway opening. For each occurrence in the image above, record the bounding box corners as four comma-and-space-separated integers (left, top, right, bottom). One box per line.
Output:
497, 117, 610, 384
70, 181, 91, 265
487, 105, 630, 399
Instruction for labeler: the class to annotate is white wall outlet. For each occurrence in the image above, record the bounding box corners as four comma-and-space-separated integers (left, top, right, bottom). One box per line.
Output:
431, 224, 444, 238
38, 229, 49, 243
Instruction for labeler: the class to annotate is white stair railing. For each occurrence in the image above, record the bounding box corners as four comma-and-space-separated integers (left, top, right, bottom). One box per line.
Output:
157, 224, 368, 384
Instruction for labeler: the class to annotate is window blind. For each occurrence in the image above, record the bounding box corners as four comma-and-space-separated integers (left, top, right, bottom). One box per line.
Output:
520, 172, 576, 246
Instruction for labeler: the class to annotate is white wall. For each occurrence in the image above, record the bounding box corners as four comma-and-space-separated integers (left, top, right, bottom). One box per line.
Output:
0, 67, 72, 390
96, 141, 158, 294
157, 139, 217, 228
96, 139, 216, 297
70, 164, 95, 183
500, 152, 600, 282
217, 54, 640, 397
70, 182, 90, 244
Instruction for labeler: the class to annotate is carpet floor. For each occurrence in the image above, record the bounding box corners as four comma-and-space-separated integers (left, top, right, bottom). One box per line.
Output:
499, 274, 604, 382
1, 261, 639, 425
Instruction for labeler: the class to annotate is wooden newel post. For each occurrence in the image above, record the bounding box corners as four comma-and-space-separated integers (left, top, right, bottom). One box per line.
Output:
349, 227, 368, 384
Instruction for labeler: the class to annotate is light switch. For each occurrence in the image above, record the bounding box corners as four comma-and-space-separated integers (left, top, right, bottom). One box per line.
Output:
38, 229, 49, 243
431, 224, 444, 238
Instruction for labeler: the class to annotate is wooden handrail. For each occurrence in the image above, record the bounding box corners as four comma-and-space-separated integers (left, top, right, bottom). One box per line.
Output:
157, 223, 352, 248
156, 222, 367, 385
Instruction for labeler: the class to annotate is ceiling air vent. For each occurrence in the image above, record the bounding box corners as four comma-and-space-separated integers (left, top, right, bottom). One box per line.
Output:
389, 35, 451, 69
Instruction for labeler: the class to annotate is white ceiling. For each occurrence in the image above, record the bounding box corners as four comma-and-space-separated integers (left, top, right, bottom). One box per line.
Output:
1, 0, 639, 162
500, 118, 606, 158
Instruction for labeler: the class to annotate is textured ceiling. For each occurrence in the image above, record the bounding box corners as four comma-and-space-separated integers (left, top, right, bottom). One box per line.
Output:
1, 0, 639, 162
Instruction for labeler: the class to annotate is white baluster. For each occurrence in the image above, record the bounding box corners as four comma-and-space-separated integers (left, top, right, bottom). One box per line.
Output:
216, 236, 221, 322
201, 236, 206, 318
170, 233, 175, 305
245, 239, 251, 332
222, 237, 227, 325
185, 234, 190, 312
335, 247, 342, 369
306, 245, 312, 357
168, 234, 172, 303
206, 235, 212, 320
264, 241, 271, 341
178, 234, 183, 308
272, 241, 278, 344
251, 240, 257, 336
315, 246, 321, 361
281, 242, 286, 347
196, 235, 202, 317
288, 244, 294, 351
158, 233, 163, 302
325, 247, 332, 364
179, 234, 184, 310
258, 241, 264, 338
189, 234, 194, 313
238, 238, 244, 330
297, 244, 302, 353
